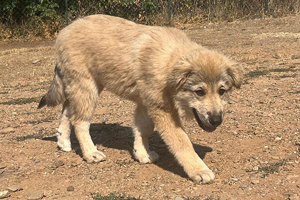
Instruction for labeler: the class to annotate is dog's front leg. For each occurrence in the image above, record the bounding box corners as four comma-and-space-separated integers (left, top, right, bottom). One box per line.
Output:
149, 108, 215, 184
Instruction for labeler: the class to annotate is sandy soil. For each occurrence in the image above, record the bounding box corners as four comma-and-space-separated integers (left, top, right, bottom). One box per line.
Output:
0, 15, 299, 200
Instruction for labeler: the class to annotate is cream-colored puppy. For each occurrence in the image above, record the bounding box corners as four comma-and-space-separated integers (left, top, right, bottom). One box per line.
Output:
39, 14, 242, 184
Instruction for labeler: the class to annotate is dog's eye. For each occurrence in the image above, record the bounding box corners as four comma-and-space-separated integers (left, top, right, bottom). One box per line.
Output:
195, 90, 206, 97
219, 88, 226, 96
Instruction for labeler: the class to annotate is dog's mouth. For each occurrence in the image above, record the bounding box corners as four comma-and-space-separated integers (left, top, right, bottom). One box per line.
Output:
192, 108, 216, 132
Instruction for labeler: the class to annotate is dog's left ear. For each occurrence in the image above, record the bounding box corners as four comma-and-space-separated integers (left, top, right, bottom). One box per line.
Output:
226, 63, 243, 89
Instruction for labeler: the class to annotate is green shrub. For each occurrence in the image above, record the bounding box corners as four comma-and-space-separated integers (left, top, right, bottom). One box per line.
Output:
1, 0, 300, 39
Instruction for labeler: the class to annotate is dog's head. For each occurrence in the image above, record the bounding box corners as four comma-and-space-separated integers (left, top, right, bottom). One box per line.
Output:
169, 48, 242, 132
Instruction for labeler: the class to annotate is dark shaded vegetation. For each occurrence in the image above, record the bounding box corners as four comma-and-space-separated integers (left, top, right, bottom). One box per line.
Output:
0, 97, 37, 105
1, 0, 300, 39
92, 193, 142, 200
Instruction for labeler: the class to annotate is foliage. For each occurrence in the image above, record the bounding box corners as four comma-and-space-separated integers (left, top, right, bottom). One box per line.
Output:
0, 0, 300, 39
92, 192, 142, 200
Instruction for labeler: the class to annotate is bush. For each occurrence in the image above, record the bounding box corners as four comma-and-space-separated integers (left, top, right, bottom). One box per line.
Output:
1, 0, 300, 40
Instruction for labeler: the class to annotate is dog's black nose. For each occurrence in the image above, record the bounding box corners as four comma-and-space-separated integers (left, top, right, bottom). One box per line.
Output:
209, 114, 222, 127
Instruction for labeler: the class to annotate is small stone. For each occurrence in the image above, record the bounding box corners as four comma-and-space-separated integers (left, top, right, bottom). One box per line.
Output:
0, 127, 14, 134
231, 177, 239, 182
0, 190, 10, 199
251, 178, 260, 185
32, 60, 41, 64
27, 191, 44, 200
7, 185, 22, 192
228, 99, 235, 104
275, 137, 282, 141
253, 166, 259, 171
66, 186, 74, 192
240, 184, 248, 190
233, 131, 239, 135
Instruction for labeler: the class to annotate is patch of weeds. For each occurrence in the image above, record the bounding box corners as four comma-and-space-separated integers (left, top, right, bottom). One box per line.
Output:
269, 68, 296, 73
92, 193, 142, 200
26, 117, 54, 125
0, 91, 9, 94
16, 129, 55, 141
245, 70, 268, 78
115, 159, 134, 167
247, 159, 288, 178
278, 74, 297, 79
0, 97, 37, 105
294, 91, 300, 94
259, 159, 287, 177
245, 67, 299, 79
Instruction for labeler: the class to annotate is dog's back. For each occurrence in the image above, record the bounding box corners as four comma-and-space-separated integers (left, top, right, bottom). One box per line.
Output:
52, 14, 198, 103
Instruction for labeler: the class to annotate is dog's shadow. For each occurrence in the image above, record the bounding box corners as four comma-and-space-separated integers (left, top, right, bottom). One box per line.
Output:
43, 123, 213, 179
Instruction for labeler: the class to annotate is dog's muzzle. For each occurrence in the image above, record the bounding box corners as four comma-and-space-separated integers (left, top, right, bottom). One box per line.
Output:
192, 108, 221, 132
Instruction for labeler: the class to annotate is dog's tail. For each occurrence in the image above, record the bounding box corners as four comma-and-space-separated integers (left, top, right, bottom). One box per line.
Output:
38, 65, 65, 109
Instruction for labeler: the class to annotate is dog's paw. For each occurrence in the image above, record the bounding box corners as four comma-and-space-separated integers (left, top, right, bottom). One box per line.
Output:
57, 137, 71, 152
84, 150, 106, 163
134, 150, 159, 164
190, 169, 215, 184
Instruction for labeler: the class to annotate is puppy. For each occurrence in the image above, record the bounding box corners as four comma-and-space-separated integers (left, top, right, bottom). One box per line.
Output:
38, 14, 242, 184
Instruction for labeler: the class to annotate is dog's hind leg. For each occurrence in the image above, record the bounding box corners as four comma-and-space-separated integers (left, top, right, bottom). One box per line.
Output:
68, 79, 106, 163
133, 104, 159, 163
56, 101, 72, 151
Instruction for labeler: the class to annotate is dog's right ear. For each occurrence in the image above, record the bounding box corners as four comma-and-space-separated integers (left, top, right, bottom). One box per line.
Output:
168, 68, 193, 91
176, 70, 193, 90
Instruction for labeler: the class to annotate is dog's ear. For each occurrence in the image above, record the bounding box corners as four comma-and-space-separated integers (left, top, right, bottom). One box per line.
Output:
226, 63, 243, 89
176, 70, 193, 90
168, 68, 193, 91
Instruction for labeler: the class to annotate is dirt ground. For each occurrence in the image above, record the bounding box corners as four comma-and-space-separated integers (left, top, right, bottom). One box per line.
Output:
0, 15, 299, 200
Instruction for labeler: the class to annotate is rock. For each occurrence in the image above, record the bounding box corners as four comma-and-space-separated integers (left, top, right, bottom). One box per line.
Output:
67, 186, 74, 192
275, 137, 282, 141
240, 184, 248, 190
253, 166, 259, 171
233, 131, 239, 135
32, 60, 41, 64
231, 177, 239, 182
251, 178, 260, 185
90, 175, 97, 180
0, 127, 14, 134
0, 190, 10, 199
174, 197, 185, 200
27, 191, 44, 200
7, 185, 22, 192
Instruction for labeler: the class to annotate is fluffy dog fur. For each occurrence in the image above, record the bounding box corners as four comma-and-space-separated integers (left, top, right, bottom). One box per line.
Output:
38, 14, 242, 184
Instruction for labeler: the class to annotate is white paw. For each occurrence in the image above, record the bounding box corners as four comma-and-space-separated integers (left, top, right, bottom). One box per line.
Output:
84, 150, 106, 163
57, 135, 71, 152
134, 150, 159, 164
191, 169, 215, 184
